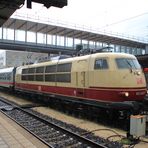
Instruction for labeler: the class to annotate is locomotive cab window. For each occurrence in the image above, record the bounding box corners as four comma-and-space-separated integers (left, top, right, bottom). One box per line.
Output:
116, 58, 141, 69
94, 59, 108, 69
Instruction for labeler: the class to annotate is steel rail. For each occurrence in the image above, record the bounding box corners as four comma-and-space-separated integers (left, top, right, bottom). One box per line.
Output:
0, 97, 108, 148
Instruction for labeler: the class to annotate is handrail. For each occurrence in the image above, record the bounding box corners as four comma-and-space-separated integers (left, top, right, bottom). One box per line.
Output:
11, 12, 148, 44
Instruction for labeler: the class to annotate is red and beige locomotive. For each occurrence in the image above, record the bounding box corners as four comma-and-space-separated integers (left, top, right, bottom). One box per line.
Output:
0, 52, 147, 111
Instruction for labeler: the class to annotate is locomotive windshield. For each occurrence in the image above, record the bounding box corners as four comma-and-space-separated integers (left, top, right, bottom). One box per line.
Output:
116, 58, 141, 69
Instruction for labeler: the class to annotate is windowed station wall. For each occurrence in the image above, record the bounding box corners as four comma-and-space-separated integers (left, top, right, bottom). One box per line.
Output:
0, 26, 146, 56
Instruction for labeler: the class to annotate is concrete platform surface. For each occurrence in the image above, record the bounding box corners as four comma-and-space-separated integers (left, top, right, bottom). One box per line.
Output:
0, 112, 48, 148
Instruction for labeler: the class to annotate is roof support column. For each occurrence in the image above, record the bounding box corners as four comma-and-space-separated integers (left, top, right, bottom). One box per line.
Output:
87, 33, 90, 49
87, 40, 90, 49
1, 26, 3, 40
129, 47, 132, 54
64, 32, 66, 48
94, 41, 97, 49
146, 45, 148, 54
124, 46, 127, 53
101, 42, 103, 47
14, 20, 16, 43
72, 31, 75, 49
64, 35, 66, 48
114, 45, 118, 52
55, 27, 57, 46
35, 23, 38, 45
25, 21, 27, 43
45, 25, 48, 46
80, 32, 82, 45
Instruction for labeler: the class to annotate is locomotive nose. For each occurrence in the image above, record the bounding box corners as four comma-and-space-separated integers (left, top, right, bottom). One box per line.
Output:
119, 90, 147, 100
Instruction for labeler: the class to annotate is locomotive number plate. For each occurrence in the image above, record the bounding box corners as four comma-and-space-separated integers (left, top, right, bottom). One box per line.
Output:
136, 78, 143, 84
136, 91, 145, 95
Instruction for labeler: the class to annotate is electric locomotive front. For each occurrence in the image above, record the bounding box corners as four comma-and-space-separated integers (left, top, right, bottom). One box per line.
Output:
89, 53, 147, 109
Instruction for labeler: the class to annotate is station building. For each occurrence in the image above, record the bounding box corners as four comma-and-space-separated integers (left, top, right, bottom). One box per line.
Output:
0, 50, 48, 68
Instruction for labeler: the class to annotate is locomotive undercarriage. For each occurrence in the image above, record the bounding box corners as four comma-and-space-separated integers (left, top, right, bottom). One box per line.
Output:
0, 87, 146, 130
13, 89, 145, 129
42, 95, 143, 130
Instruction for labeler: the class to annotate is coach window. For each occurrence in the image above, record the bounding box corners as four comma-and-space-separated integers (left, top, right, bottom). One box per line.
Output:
35, 67, 44, 81
36, 67, 44, 73
22, 75, 28, 80
0, 74, 2, 80
94, 59, 108, 69
45, 65, 56, 73
28, 75, 34, 81
28, 68, 35, 73
7, 73, 11, 80
57, 63, 72, 72
22, 68, 28, 74
56, 74, 71, 82
45, 74, 56, 82
36, 75, 44, 81
0, 74, 4, 80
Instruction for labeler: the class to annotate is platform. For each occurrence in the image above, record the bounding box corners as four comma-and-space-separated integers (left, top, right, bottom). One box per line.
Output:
0, 112, 48, 148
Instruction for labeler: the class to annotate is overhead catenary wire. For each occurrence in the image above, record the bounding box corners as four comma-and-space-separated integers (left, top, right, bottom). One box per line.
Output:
81, 128, 125, 138
100, 12, 148, 29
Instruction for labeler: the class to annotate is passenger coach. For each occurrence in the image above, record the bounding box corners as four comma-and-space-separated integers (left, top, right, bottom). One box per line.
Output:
0, 67, 16, 89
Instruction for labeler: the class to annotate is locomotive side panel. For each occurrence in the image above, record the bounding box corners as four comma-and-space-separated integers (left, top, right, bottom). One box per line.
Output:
73, 59, 89, 88
72, 56, 90, 97
15, 64, 54, 93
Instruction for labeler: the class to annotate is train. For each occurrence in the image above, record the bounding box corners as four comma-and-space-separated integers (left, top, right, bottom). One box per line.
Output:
0, 52, 147, 114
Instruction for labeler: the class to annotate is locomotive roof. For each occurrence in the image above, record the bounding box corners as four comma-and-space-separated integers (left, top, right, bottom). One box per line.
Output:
90, 52, 136, 58
18, 52, 136, 69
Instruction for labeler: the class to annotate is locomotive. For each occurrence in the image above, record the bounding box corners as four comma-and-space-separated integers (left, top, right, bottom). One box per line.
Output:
0, 52, 147, 112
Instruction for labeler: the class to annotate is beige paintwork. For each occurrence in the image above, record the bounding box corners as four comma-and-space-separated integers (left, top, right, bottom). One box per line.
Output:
15, 52, 146, 89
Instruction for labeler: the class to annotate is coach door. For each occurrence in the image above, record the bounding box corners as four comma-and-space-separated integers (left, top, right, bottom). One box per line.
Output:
77, 71, 85, 88
76, 60, 87, 97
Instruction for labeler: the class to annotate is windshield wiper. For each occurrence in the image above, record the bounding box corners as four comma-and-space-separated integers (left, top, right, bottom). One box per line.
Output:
126, 59, 133, 69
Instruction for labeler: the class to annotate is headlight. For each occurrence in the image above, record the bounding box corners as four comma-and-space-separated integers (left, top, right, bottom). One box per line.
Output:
125, 92, 129, 97
137, 71, 141, 75
119, 92, 129, 97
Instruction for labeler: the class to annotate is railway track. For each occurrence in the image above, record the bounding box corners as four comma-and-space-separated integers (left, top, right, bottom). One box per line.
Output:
0, 97, 123, 148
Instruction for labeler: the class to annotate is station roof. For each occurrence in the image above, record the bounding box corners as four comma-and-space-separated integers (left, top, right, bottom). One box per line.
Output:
0, 0, 25, 27
0, 0, 67, 27
4, 17, 147, 49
